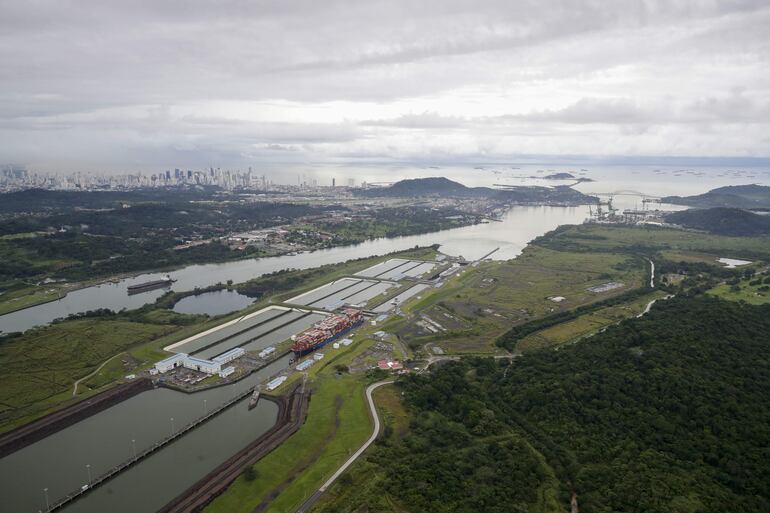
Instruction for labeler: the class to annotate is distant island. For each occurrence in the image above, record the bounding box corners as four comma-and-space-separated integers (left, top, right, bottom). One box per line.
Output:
521, 172, 594, 183
356, 177, 598, 205
663, 184, 770, 209
542, 172, 575, 180
665, 207, 770, 236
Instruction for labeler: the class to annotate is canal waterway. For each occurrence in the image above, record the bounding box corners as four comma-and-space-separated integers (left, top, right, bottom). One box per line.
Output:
0, 204, 590, 334
57, 395, 278, 513
0, 354, 291, 513
3, 163, 767, 334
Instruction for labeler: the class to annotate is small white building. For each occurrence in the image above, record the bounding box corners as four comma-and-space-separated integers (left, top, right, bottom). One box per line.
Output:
219, 366, 235, 378
266, 376, 287, 391
313, 352, 325, 360
296, 359, 315, 371
212, 347, 245, 365
258, 346, 276, 359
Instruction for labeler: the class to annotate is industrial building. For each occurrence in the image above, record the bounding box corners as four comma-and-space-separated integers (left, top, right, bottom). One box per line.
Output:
154, 348, 246, 376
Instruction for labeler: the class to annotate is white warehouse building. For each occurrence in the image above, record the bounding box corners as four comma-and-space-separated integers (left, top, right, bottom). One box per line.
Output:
154, 353, 187, 373
154, 348, 245, 376
183, 356, 221, 374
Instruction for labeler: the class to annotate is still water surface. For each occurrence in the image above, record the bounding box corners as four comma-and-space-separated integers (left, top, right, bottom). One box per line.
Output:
0, 354, 291, 513
172, 289, 254, 316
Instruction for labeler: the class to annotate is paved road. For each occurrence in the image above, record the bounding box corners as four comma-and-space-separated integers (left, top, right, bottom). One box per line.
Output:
295, 380, 394, 513
637, 294, 674, 318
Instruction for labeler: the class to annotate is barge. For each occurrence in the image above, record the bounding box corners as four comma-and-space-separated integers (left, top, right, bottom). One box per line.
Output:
127, 276, 176, 295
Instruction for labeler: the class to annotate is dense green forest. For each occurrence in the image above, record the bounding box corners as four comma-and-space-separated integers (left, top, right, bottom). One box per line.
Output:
355, 177, 596, 204
663, 184, 770, 209
324, 296, 770, 513
317, 206, 481, 243
666, 207, 770, 236
0, 188, 333, 284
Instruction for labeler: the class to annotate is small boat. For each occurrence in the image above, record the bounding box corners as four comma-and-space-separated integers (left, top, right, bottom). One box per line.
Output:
248, 388, 260, 410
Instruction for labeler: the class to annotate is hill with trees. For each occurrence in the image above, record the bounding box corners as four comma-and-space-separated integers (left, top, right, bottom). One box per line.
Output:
355, 177, 596, 204
665, 207, 770, 236
663, 184, 770, 208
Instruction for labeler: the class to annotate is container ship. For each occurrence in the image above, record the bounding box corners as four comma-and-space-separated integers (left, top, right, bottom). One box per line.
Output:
127, 276, 175, 295
291, 309, 363, 357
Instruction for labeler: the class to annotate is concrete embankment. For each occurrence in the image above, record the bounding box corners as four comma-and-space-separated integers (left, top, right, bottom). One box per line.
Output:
158, 383, 311, 513
0, 378, 153, 459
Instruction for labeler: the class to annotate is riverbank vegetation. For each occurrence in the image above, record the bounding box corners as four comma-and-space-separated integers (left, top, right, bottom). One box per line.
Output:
204, 324, 390, 513
0, 246, 437, 434
0, 186, 468, 315
313, 296, 770, 513
0, 319, 177, 433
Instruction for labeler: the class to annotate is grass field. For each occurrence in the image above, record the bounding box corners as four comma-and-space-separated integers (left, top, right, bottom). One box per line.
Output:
708, 277, 770, 305
541, 224, 770, 259
204, 365, 374, 513
0, 319, 175, 433
308, 383, 409, 513
394, 245, 646, 352
0, 246, 439, 436
0, 284, 66, 315
516, 291, 668, 352
203, 320, 404, 513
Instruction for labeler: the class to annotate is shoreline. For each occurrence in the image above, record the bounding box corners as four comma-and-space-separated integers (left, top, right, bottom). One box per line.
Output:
158, 383, 310, 513
0, 203, 579, 321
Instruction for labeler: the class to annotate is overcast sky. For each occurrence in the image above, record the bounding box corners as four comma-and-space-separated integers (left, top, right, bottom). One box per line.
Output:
1, 0, 769, 172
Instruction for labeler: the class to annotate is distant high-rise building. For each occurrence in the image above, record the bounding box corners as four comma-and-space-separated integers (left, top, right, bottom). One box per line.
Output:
332, 177, 336, 187
348, 178, 355, 187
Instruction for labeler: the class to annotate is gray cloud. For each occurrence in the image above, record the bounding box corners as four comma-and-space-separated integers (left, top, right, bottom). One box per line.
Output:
1, 0, 769, 171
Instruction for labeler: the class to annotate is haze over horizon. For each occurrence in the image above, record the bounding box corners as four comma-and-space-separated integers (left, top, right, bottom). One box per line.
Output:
2, 0, 770, 173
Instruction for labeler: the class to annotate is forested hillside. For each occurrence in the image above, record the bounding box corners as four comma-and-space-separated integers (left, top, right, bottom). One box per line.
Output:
666, 207, 770, 236
318, 296, 770, 513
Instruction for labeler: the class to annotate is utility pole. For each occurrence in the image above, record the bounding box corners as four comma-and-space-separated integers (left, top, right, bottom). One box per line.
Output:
86, 464, 92, 486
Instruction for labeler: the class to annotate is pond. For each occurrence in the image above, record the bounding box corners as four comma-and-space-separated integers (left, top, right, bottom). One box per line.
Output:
172, 289, 254, 316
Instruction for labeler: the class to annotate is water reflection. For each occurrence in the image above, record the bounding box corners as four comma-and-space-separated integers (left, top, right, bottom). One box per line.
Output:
172, 289, 254, 316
